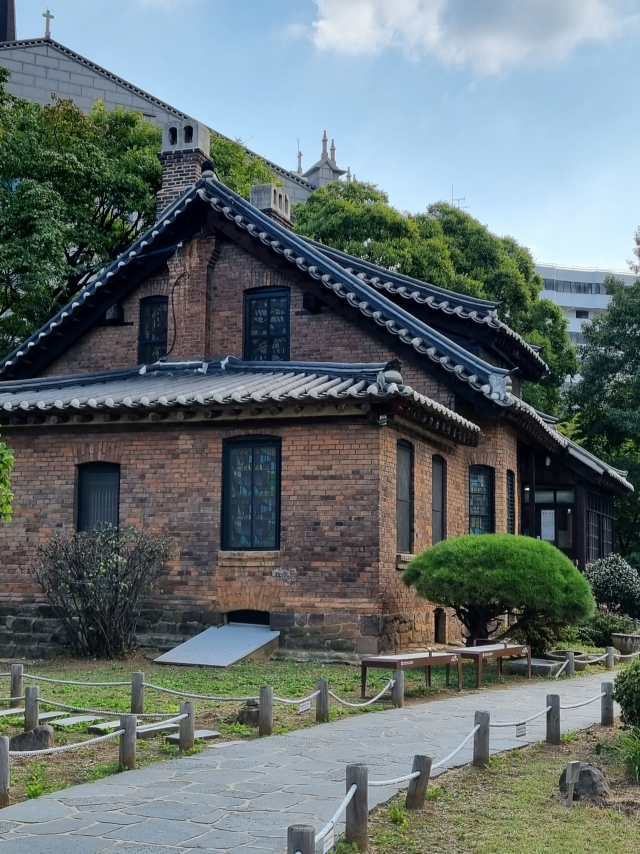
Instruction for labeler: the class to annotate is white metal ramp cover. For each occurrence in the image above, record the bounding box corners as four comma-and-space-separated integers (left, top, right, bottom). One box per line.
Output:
154, 623, 281, 667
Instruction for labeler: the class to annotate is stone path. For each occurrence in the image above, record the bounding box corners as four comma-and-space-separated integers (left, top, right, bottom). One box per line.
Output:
0, 672, 616, 853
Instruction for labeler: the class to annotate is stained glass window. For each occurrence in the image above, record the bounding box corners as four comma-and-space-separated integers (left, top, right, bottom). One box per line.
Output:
223, 439, 280, 550
244, 288, 290, 361
469, 466, 494, 535
139, 297, 168, 364
432, 456, 446, 544
77, 463, 120, 532
396, 442, 413, 554
506, 470, 516, 534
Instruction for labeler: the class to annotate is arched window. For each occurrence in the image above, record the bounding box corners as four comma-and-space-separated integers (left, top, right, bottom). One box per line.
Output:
396, 441, 414, 554
222, 437, 281, 550
432, 455, 446, 544
77, 463, 120, 532
183, 125, 194, 144
168, 126, 178, 146
139, 296, 168, 365
244, 288, 290, 361
506, 470, 516, 534
469, 465, 495, 534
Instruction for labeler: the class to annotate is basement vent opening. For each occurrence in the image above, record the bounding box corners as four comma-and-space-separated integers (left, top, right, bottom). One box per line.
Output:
226, 609, 270, 626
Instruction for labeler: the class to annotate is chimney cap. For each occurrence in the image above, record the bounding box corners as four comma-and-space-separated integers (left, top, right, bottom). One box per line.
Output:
162, 119, 210, 157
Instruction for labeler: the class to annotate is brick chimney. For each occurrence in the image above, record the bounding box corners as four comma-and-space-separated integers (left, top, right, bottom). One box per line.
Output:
157, 119, 211, 214
249, 184, 293, 230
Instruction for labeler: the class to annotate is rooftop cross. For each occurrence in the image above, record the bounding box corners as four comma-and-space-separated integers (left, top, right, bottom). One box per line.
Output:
43, 7, 54, 39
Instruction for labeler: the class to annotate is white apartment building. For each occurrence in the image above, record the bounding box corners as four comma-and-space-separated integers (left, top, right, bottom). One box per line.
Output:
535, 263, 636, 346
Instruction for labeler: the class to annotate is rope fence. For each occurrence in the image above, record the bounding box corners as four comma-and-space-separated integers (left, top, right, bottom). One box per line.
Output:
8, 728, 124, 758
329, 679, 395, 708
287, 680, 617, 852
38, 698, 180, 719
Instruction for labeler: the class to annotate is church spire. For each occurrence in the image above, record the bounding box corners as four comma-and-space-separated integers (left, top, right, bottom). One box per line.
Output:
0, 0, 17, 43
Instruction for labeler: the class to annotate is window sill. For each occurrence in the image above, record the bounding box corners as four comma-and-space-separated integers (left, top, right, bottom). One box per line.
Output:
217, 550, 281, 566
396, 553, 414, 571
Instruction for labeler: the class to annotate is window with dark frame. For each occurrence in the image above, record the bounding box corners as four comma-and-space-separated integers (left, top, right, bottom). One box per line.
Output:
506, 470, 516, 534
396, 442, 414, 554
432, 455, 446, 544
469, 465, 494, 534
244, 288, 290, 361
139, 296, 168, 365
587, 492, 615, 562
77, 463, 120, 532
222, 438, 281, 550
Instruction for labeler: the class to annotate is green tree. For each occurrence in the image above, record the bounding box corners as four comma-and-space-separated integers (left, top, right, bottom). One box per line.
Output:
210, 133, 278, 200
568, 275, 640, 553
403, 534, 594, 646
0, 434, 13, 522
293, 182, 577, 412
0, 67, 162, 358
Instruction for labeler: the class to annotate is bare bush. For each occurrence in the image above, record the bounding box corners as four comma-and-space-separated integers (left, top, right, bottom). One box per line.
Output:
31, 527, 173, 658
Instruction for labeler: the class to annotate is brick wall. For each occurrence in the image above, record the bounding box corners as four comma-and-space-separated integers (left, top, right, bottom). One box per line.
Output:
44, 234, 449, 406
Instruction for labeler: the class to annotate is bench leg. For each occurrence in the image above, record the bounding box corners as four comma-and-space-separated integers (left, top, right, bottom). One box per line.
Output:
476, 657, 482, 689
445, 664, 450, 688
497, 656, 503, 677
527, 648, 532, 678
457, 660, 463, 691
361, 665, 367, 699
427, 666, 431, 688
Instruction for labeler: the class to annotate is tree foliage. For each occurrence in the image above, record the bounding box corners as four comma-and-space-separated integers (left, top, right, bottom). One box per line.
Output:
0, 433, 13, 522
293, 182, 577, 413
0, 67, 162, 358
210, 133, 278, 200
613, 659, 640, 729
32, 527, 173, 658
403, 534, 594, 646
567, 275, 640, 554
584, 554, 640, 618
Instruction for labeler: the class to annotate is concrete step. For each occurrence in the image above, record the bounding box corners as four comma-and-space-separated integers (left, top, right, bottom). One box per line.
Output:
88, 719, 123, 735
136, 721, 179, 739
50, 715, 103, 728
0, 708, 25, 718
38, 711, 68, 723
165, 729, 221, 745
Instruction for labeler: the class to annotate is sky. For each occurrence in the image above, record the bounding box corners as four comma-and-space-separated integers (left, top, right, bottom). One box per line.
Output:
11, 0, 640, 270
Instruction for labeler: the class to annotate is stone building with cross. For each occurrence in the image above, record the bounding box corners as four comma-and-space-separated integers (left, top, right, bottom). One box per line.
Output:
0, 124, 631, 659
0, 0, 347, 205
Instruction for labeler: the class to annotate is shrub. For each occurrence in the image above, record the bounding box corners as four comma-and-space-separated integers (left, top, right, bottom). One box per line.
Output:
612, 659, 640, 729
32, 526, 173, 658
403, 534, 595, 647
584, 554, 640, 618
613, 728, 640, 781
576, 609, 636, 648
626, 552, 640, 574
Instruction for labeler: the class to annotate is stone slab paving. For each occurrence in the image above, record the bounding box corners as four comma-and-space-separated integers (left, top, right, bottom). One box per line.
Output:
0, 672, 617, 853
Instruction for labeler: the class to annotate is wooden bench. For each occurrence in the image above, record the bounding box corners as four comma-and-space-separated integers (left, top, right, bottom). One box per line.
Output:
447, 642, 531, 688
361, 650, 463, 697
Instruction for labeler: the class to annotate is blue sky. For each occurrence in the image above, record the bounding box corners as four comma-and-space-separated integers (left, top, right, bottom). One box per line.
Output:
12, 0, 640, 270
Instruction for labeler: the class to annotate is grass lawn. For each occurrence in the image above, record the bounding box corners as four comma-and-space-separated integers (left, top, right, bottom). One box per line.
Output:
0, 651, 615, 805
358, 724, 640, 854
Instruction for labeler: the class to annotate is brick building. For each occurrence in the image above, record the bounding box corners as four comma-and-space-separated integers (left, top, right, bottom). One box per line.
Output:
0, 127, 632, 658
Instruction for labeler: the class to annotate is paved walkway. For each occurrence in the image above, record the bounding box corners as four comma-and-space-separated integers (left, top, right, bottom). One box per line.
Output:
0, 672, 617, 853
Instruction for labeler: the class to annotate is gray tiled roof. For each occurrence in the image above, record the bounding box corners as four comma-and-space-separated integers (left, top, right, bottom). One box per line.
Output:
0, 357, 481, 440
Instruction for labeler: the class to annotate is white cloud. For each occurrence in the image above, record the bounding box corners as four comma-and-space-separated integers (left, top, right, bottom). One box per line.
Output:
311, 0, 638, 73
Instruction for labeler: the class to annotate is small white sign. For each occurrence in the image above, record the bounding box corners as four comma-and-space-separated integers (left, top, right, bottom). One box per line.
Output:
298, 699, 311, 714
323, 829, 335, 852
516, 723, 526, 738
541, 509, 555, 541
401, 660, 414, 666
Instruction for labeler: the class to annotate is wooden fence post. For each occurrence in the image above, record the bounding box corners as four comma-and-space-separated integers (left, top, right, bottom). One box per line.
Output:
24, 686, 39, 732
131, 672, 145, 715
546, 694, 561, 745
392, 670, 404, 708
565, 652, 575, 677
405, 755, 432, 810
345, 764, 368, 852
119, 714, 137, 770
287, 824, 315, 854
179, 700, 195, 751
9, 664, 23, 709
473, 710, 490, 768
259, 686, 273, 737
316, 679, 329, 724
605, 647, 615, 670
0, 736, 9, 808
601, 682, 614, 727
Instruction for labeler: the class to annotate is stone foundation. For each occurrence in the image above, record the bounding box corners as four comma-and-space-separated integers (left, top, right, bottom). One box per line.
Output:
0, 604, 462, 659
